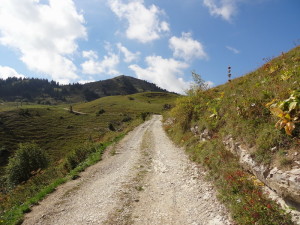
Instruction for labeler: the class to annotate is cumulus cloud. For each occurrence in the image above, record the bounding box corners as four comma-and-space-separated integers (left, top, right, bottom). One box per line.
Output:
117, 43, 140, 63
226, 46, 240, 54
82, 50, 98, 60
129, 56, 189, 94
203, 0, 238, 21
169, 32, 208, 61
0, 0, 86, 83
108, 0, 169, 43
0, 66, 25, 79
81, 50, 120, 76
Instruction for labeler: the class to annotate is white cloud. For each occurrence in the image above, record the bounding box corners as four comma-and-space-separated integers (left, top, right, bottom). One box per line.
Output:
108, 0, 169, 43
129, 56, 189, 94
203, 0, 238, 21
81, 50, 120, 76
0, 66, 25, 79
82, 50, 98, 60
226, 46, 240, 54
117, 43, 140, 63
169, 32, 208, 61
0, 0, 87, 83
78, 78, 96, 84
205, 80, 214, 88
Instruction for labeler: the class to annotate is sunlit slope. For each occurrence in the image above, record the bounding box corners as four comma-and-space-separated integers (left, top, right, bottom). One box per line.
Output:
0, 92, 178, 169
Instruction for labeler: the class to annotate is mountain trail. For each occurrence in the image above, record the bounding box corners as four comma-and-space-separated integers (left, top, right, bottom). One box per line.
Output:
23, 115, 231, 225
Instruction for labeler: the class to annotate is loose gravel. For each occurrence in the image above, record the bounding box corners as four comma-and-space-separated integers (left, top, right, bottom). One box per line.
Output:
23, 115, 231, 225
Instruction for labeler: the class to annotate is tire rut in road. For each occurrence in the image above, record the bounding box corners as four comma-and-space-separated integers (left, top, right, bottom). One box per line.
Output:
131, 115, 232, 225
23, 115, 231, 225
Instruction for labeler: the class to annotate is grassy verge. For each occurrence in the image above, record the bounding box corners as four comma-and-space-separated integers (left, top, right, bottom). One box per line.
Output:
165, 125, 293, 224
0, 133, 125, 225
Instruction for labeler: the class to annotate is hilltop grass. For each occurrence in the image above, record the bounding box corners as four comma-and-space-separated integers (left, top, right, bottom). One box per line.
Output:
171, 46, 300, 168
0, 92, 177, 224
166, 46, 300, 224
75, 92, 178, 114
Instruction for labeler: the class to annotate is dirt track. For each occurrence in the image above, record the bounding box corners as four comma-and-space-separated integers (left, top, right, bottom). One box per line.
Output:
23, 115, 231, 225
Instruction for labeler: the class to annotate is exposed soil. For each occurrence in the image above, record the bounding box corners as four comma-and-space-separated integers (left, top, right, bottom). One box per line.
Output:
23, 115, 231, 225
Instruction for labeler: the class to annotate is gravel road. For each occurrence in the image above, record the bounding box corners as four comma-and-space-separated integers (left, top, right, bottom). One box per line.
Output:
23, 115, 231, 225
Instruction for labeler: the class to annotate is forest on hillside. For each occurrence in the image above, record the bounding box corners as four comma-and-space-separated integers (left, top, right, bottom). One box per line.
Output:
0, 76, 168, 104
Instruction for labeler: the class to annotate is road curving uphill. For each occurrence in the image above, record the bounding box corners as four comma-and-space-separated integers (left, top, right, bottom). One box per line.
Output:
23, 115, 231, 225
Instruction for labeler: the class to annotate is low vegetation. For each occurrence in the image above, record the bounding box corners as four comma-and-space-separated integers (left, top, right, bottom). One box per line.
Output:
165, 45, 300, 224
5, 142, 48, 188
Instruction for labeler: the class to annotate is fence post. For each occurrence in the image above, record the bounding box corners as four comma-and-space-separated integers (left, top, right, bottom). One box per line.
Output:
228, 66, 232, 82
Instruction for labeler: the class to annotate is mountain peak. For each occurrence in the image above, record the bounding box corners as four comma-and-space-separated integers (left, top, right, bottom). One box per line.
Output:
0, 75, 169, 103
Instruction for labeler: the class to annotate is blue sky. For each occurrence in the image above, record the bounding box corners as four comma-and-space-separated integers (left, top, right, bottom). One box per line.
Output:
0, 0, 299, 93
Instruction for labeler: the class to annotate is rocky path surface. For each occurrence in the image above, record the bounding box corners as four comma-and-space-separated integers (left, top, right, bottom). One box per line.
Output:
23, 115, 231, 225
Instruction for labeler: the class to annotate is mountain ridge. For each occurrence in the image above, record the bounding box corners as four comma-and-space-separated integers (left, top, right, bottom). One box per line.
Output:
0, 75, 170, 103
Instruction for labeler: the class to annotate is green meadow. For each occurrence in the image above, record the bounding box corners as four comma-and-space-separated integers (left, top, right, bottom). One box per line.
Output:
0, 92, 177, 224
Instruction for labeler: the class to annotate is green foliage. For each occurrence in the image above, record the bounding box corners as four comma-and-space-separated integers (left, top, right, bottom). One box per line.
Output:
255, 125, 283, 151
96, 109, 105, 116
266, 89, 300, 136
280, 158, 293, 167
0, 146, 8, 165
121, 115, 132, 122
108, 123, 115, 131
186, 71, 209, 96
5, 143, 48, 188
83, 89, 99, 101
170, 97, 194, 130
64, 143, 102, 171
140, 112, 150, 121
162, 104, 172, 110
18, 109, 31, 117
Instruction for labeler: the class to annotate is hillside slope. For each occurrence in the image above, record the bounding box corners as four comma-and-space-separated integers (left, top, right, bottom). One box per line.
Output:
83, 75, 168, 97
0, 75, 169, 103
171, 45, 300, 168
166, 45, 300, 224
0, 92, 177, 169
0, 91, 177, 224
